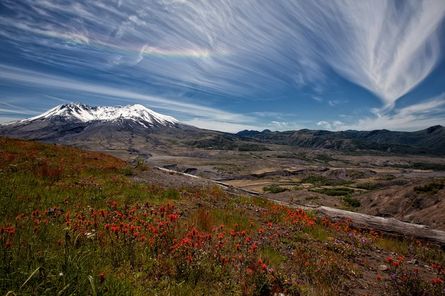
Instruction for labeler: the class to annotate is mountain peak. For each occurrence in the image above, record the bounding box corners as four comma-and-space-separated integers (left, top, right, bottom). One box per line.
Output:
24, 103, 179, 127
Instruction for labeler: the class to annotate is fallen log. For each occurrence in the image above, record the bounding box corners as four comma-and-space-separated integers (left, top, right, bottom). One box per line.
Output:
316, 206, 445, 245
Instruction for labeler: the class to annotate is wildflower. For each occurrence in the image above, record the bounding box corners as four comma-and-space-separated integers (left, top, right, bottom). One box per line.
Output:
258, 258, 267, 271
99, 272, 105, 284
431, 277, 444, 285
168, 213, 179, 222
261, 263, 267, 271
3, 226, 16, 235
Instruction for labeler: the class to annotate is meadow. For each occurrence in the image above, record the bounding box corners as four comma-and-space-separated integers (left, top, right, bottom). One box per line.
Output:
1, 137, 444, 295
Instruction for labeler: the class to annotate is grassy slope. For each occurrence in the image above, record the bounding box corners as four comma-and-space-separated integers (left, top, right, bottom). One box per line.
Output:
0, 137, 444, 295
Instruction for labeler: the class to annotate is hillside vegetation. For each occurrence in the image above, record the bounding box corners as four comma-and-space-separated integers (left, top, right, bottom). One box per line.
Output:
0, 137, 444, 295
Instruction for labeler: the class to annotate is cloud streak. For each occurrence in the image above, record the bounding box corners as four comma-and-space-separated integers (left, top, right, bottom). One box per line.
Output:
1, 0, 443, 104
325, 93, 445, 131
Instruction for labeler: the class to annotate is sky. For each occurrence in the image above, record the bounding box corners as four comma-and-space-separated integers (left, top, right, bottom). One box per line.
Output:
0, 0, 444, 133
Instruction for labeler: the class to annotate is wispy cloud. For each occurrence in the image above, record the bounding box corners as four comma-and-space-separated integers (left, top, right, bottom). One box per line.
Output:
324, 94, 445, 131
1, 0, 443, 105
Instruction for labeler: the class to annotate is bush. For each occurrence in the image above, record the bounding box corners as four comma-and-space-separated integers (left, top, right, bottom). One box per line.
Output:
263, 184, 288, 194
343, 195, 361, 208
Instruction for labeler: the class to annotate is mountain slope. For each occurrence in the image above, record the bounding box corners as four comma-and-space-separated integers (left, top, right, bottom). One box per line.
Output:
0, 103, 187, 141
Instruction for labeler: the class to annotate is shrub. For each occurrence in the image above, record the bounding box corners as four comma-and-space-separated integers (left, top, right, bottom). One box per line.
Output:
343, 195, 361, 208
263, 184, 288, 194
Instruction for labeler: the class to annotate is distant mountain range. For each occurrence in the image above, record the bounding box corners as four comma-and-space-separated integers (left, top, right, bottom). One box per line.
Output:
1, 103, 444, 155
237, 126, 445, 155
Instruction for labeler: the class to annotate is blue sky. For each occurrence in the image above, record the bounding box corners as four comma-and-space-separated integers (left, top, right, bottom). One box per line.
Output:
0, 0, 444, 132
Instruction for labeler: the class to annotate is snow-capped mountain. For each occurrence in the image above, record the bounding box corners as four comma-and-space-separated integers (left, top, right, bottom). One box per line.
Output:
0, 103, 196, 148
23, 103, 178, 127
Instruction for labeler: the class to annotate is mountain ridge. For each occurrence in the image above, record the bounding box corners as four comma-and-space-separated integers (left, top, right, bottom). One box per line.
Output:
1, 103, 444, 155
237, 125, 445, 155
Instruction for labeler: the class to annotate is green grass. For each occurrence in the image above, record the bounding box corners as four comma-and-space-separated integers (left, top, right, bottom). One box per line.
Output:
260, 246, 286, 266
375, 237, 410, 256
304, 224, 330, 241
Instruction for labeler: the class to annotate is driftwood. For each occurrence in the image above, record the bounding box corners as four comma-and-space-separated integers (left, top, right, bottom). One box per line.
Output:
154, 166, 445, 245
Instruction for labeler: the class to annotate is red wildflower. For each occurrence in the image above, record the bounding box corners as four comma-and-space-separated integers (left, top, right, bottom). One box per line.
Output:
99, 272, 105, 284
168, 213, 179, 222
261, 263, 267, 271
431, 277, 444, 285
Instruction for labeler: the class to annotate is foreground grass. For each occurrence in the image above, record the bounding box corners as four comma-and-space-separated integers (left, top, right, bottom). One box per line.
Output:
1, 137, 444, 295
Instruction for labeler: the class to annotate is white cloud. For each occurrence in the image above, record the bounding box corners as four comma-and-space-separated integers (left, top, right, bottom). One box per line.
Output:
317, 120, 343, 130
328, 94, 445, 131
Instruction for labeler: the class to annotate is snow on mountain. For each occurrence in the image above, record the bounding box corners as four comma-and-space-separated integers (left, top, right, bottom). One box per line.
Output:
24, 103, 179, 127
